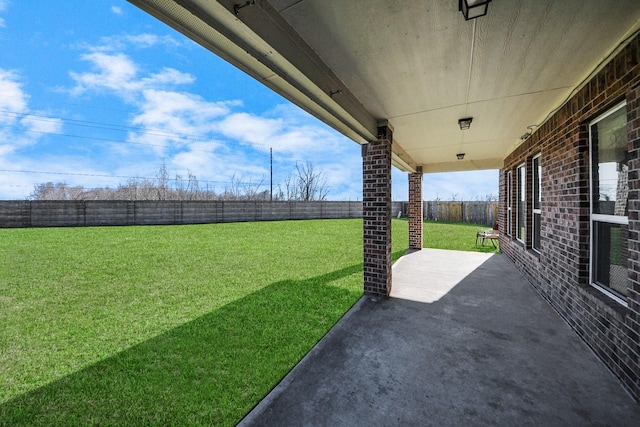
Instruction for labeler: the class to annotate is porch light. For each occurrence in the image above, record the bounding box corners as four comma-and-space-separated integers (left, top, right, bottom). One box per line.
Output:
457, 153, 465, 160
458, 117, 473, 130
459, 0, 491, 20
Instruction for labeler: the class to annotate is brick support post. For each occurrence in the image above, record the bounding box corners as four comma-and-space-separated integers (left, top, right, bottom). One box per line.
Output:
362, 124, 393, 297
408, 167, 423, 250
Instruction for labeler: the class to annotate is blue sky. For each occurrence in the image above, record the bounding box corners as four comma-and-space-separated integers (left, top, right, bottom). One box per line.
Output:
0, 0, 497, 201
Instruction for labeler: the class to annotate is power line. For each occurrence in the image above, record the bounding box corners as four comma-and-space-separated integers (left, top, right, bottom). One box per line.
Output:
0, 125, 218, 154
0, 109, 203, 141
0, 169, 269, 187
1, 122, 310, 164
0, 108, 275, 150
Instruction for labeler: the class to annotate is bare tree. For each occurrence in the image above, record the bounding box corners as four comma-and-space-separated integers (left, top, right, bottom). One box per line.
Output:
285, 161, 329, 201
29, 164, 319, 201
186, 171, 200, 200
156, 162, 169, 200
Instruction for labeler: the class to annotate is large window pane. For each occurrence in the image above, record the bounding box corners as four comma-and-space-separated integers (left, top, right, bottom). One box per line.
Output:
590, 103, 628, 302
592, 106, 628, 216
593, 221, 628, 298
533, 156, 541, 252
507, 171, 512, 236
533, 157, 541, 210
533, 212, 541, 251
517, 165, 525, 242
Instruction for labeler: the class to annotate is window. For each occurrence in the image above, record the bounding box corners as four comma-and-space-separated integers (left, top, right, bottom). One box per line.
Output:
507, 171, 512, 236
590, 102, 628, 303
517, 164, 526, 242
532, 155, 541, 252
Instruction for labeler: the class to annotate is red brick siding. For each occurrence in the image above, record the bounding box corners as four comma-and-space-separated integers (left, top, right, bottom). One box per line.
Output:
409, 167, 423, 250
363, 127, 393, 297
500, 34, 640, 400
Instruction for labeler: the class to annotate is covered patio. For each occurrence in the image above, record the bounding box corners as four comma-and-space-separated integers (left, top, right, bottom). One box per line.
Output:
238, 249, 640, 425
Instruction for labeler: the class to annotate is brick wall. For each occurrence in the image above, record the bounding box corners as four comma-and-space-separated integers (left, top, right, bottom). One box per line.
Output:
362, 127, 393, 298
500, 34, 640, 400
408, 168, 423, 250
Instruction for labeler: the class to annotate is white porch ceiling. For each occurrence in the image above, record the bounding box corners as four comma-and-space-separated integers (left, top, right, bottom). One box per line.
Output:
129, 0, 640, 173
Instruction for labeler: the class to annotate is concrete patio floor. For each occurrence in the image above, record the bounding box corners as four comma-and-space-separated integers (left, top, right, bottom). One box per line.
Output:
238, 249, 640, 426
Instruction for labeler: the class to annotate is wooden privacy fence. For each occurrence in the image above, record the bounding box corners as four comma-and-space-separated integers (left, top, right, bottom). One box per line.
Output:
0, 200, 497, 228
0, 200, 376, 228
423, 201, 498, 226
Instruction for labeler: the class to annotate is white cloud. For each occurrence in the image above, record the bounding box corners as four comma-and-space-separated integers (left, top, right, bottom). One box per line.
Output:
128, 89, 233, 154
70, 52, 139, 96
0, 0, 7, 27
0, 69, 28, 119
20, 115, 63, 134
0, 69, 64, 160
111, 6, 122, 15
124, 33, 179, 49
216, 106, 353, 160
80, 33, 182, 53
141, 67, 194, 86
216, 112, 281, 149
70, 51, 194, 102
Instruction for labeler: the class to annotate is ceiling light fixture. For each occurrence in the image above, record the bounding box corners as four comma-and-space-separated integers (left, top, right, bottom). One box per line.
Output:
459, 0, 492, 20
457, 153, 465, 160
458, 117, 473, 130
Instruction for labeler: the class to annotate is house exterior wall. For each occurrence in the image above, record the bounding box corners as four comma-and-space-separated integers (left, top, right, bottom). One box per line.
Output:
500, 34, 640, 400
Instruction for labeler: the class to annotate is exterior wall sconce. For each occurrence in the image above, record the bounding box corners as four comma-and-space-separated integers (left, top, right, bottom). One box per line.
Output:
458, 117, 473, 130
457, 153, 465, 160
459, 0, 492, 20
520, 125, 536, 141
234, 0, 255, 15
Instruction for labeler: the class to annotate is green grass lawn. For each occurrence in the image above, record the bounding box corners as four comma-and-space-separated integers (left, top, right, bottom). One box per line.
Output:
0, 219, 494, 426
0, 219, 409, 426
423, 220, 500, 253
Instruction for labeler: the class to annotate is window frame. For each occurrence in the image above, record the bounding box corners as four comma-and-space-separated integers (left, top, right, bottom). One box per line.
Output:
516, 163, 526, 244
588, 101, 628, 306
507, 170, 512, 237
532, 154, 541, 253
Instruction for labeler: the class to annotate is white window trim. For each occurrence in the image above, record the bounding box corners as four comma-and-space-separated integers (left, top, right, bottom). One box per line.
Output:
591, 214, 628, 225
588, 101, 628, 306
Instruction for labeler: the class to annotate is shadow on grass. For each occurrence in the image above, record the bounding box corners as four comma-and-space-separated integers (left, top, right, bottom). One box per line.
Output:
0, 264, 364, 427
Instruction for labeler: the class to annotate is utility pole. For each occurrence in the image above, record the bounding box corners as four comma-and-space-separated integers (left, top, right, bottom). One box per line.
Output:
270, 147, 273, 202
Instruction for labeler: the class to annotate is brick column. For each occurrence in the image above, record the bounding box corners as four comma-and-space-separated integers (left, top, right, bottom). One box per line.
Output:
408, 167, 423, 250
362, 123, 393, 297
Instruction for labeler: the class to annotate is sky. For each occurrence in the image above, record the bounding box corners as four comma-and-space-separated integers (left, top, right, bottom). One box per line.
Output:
0, 0, 498, 201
